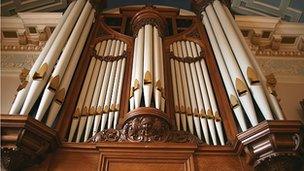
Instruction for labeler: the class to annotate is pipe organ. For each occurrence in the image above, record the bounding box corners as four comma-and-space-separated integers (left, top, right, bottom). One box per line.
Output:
2, 0, 303, 171
169, 41, 224, 145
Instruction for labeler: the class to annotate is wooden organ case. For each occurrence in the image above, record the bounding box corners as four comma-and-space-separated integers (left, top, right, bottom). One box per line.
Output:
1, 0, 303, 171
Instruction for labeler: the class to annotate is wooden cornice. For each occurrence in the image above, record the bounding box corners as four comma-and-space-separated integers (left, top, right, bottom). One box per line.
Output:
1, 114, 60, 171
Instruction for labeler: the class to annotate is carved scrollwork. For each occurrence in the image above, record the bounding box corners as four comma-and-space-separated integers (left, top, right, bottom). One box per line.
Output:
88, 115, 201, 144
169, 52, 204, 63
1, 147, 28, 171
122, 116, 170, 143
131, 6, 166, 37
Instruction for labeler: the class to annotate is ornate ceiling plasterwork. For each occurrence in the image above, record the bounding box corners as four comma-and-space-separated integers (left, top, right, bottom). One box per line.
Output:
1, 0, 68, 16
231, 0, 304, 23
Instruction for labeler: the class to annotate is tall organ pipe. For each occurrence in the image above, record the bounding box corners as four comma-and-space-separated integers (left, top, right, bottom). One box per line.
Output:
190, 42, 216, 144
35, 1, 92, 121
186, 41, 204, 139
172, 43, 187, 131
9, 2, 76, 115
196, 44, 225, 145
222, 5, 284, 120
68, 56, 96, 142
45, 10, 95, 127
177, 41, 198, 134
20, 0, 86, 115
129, 38, 138, 111
143, 25, 153, 107
202, 14, 247, 131
170, 45, 181, 131
92, 40, 113, 135
114, 52, 127, 129
100, 40, 119, 131
153, 27, 162, 110
133, 28, 145, 109
204, 7, 259, 127
213, 0, 273, 120
83, 41, 107, 141
107, 42, 125, 129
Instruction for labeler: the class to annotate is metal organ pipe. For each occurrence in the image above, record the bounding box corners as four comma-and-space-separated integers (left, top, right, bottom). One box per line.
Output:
35, 1, 92, 121
100, 40, 120, 131
68, 56, 96, 142
45, 10, 95, 127
108, 42, 125, 129
196, 45, 225, 145
83, 41, 107, 141
143, 24, 153, 107
114, 48, 127, 129
180, 41, 197, 138
67, 39, 127, 142
133, 28, 144, 109
172, 43, 187, 131
213, 0, 273, 120
20, 0, 87, 115
170, 45, 181, 131
9, 1, 76, 115
153, 26, 162, 110
204, 7, 259, 127
170, 40, 226, 145
202, 14, 248, 131
185, 41, 204, 141
93, 40, 113, 135
129, 38, 138, 111
222, 5, 285, 120
129, 17, 165, 113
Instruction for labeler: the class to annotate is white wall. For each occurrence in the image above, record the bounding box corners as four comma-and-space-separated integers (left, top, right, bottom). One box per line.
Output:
1, 72, 20, 113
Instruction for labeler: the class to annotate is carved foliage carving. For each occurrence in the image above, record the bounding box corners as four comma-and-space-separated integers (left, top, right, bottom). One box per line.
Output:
88, 115, 201, 144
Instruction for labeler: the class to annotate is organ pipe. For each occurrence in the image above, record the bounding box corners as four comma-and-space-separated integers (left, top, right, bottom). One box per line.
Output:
204, 7, 259, 127
202, 14, 247, 131
20, 0, 87, 115
35, 1, 92, 121
9, 2, 76, 115
213, 0, 273, 120
45, 10, 95, 127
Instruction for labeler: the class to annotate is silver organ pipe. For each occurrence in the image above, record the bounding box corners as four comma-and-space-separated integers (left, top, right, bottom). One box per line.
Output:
68, 57, 96, 142
84, 41, 107, 141
133, 28, 144, 109
143, 24, 153, 107
185, 41, 204, 140
9, 1, 76, 115
129, 23, 166, 112
213, 1, 274, 120
20, 0, 87, 115
202, 15, 248, 132
93, 40, 113, 135
45, 10, 95, 127
222, 5, 285, 120
172, 42, 187, 132
170, 45, 181, 131
68, 39, 127, 142
204, 7, 259, 127
177, 41, 198, 134
35, 1, 93, 121
170, 41, 226, 145
100, 40, 119, 131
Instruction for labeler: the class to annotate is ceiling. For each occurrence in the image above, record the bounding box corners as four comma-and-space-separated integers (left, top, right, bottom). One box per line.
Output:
1, 0, 303, 23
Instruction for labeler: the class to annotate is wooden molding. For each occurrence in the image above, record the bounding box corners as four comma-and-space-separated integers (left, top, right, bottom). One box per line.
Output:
236, 120, 304, 171
0, 114, 60, 170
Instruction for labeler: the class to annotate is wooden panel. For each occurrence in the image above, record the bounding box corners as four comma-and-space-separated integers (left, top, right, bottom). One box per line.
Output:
108, 162, 184, 171
48, 150, 100, 171
195, 156, 245, 171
